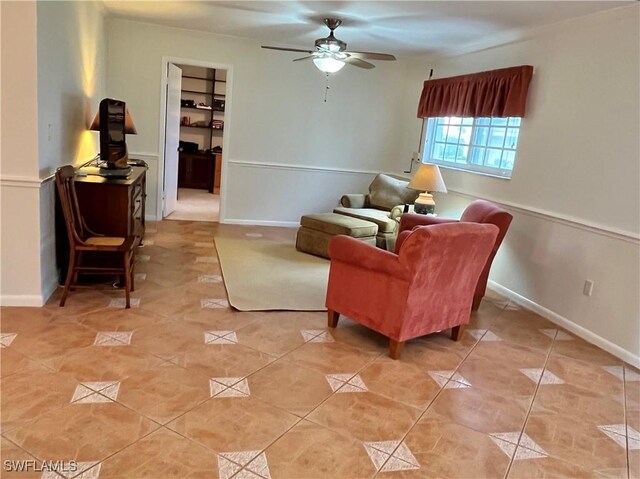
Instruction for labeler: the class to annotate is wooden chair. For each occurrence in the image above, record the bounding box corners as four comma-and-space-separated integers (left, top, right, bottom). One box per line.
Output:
55, 165, 136, 308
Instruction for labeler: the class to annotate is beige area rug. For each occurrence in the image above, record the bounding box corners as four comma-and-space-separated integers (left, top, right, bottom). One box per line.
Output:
214, 236, 329, 311
166, 188, 219, 222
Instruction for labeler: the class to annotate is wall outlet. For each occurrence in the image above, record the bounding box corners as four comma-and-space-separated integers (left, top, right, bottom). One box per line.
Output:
47, 123, 53, 142
583, 279, 594, 297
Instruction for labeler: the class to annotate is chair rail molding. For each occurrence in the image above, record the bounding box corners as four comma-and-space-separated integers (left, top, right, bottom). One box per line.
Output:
0, 175, 52, 188
448, 188, 639, 244
227, 159, 391, 178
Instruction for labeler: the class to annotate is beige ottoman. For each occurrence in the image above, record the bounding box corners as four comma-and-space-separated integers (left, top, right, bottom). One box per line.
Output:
296, 213, 378, 259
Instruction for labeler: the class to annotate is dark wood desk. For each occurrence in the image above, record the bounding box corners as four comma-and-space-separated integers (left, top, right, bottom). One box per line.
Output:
56, 166, 147, 282
74, 166, 147, 244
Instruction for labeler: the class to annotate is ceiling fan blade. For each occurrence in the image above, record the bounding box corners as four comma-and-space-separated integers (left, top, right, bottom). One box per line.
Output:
261, 46, 315, 54
344, 57, 375, 70
293, 55, 316, 62
348, 51, 396, 61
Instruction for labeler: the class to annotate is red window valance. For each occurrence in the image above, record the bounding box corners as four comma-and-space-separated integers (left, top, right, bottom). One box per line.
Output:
417, 65, 534, 119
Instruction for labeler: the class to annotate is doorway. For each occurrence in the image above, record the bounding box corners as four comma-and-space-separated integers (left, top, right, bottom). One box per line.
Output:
159, 59, 230, 223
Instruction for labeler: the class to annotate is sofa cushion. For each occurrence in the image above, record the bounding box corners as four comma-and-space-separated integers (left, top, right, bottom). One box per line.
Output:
333, 207, 398, 234
300, 213, 378, 238
368, 174, 419, 210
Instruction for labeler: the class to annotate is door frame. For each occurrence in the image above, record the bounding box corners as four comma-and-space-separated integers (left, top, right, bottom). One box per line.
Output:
157, 56, 233, 222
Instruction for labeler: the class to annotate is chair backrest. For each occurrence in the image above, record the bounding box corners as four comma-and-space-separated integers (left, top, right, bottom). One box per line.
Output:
460, 199, 512, 249
368, 173, 419, 211
55, 165, 87, 247
460, 200, 513, 299
398, 223, 498, 330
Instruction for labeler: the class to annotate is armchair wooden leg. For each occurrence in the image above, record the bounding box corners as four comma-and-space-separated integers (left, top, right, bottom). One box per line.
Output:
451, 325, 466, 341
471, 296, 482, 311
60, 251, 75, 307
327, 309, 340, 328
389, 339, 405, 360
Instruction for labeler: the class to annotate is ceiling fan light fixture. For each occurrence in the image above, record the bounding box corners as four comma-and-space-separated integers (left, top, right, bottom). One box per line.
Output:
313, 55, 346, 73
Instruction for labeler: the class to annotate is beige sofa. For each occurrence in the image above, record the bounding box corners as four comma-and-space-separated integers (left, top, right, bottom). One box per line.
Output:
334, 173, 419, 250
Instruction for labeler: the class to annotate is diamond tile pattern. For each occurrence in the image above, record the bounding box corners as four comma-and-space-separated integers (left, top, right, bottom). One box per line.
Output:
0, 221, 632, 478
71, 382, 120, 404
428, 370, 472, 389
598, 424, 640, 450
467, 329, 502, 341
519, 368, 565, 385
201, 298, 229, 309
490, 432, 548, 460
326, 373, 368, 393
205, 330, 238, 345
218, 450, 270, 479
301, 329, 334, 343
41, 461, 101, 479
94, 331, 133, 347
209, 377, 251, 398
363, 440, 420, 472
1, 332, 17, 348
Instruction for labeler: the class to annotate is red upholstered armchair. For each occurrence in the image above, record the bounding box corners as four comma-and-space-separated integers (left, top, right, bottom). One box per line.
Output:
326, 223, 498, 359
396, 200, 513, 311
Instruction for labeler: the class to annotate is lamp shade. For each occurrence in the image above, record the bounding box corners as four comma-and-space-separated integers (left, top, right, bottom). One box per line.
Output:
89, 107, 138, 135
408, 163, 447, 193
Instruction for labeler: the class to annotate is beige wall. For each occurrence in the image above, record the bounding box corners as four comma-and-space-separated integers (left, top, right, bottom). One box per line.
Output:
396, 5, 640, 363
37, 0, 107, 175
106, 18, 411, 222
0, 1, 107, 305
0, 2, 43, 304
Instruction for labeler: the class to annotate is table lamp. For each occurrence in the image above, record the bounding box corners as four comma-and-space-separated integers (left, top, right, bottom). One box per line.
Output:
408, 163, 447, 214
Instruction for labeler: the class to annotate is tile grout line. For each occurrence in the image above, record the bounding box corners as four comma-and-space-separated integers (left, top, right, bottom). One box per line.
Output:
502, 327, 557, 479
213, 345, 386, 477
371, 328, 490, 478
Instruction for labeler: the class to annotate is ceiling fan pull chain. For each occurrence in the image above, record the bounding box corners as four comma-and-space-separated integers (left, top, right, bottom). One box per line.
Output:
324, 73, 330, 102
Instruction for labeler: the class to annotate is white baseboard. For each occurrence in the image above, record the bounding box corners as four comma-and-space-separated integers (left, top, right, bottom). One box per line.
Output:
145, 214, 159, 222
488, 280, 640, 368
222, 218, 299, 228
0, 294, 46, 307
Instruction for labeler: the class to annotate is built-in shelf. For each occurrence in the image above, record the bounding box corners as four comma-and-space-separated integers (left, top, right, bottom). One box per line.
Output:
181, 89, 212, 95
181, 106, 225, 112
181, 90, 226, 98
180, 124, 224, 131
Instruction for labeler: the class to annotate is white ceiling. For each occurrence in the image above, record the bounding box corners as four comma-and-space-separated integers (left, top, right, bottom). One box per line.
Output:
102, 1, 631, 56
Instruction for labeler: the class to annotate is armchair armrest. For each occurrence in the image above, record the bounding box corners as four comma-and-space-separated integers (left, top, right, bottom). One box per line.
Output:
340, 194, 367, 208
399, 213, 458, 233
328, 235, 410, 280
390, 204, 407, 220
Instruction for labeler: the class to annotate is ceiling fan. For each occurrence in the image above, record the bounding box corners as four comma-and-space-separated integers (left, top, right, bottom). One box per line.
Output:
261, 18, 396, 73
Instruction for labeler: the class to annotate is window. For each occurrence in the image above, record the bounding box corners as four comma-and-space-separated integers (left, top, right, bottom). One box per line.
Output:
422, 116, 522, 178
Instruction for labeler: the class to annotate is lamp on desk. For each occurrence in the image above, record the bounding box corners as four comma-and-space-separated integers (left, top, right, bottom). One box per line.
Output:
89, 99, 137, 170
408, 163, 447, 214
89, 107, 138, 134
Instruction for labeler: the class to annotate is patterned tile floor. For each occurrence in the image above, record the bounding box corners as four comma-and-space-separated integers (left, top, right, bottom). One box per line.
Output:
1, 220, 638, 479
